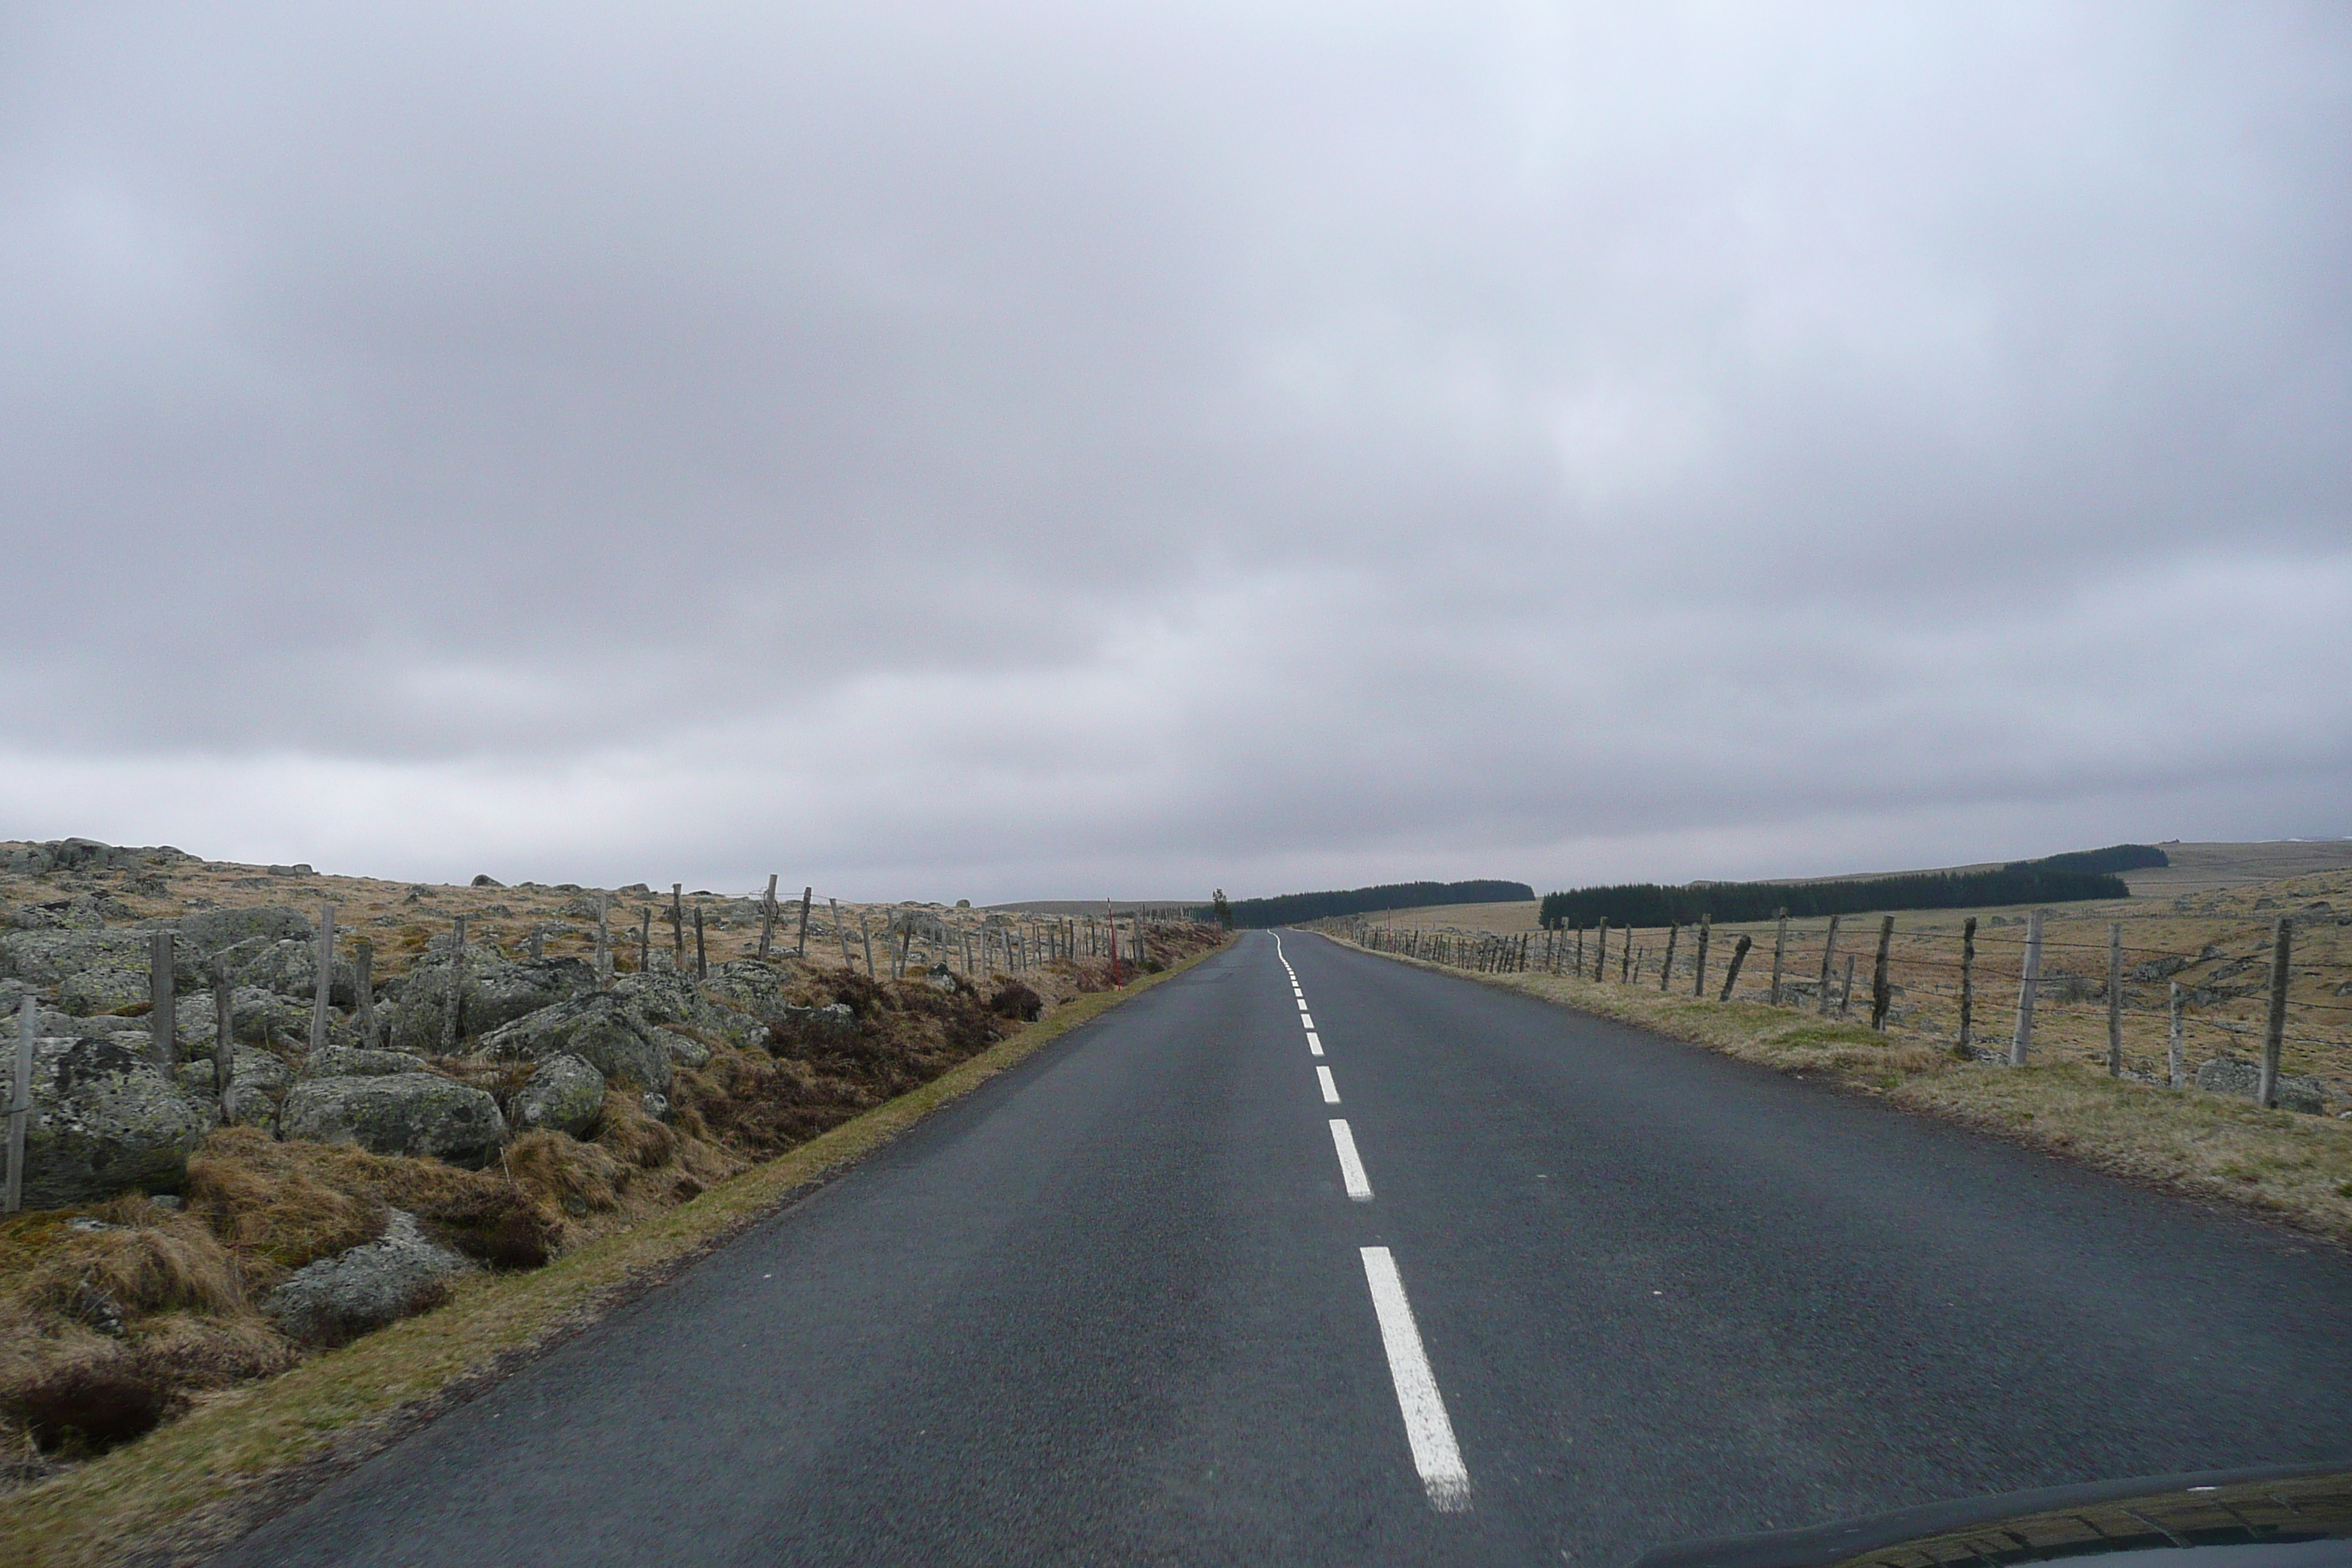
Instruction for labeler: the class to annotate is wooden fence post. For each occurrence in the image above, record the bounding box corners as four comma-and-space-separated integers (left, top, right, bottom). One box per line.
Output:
149, 929, 176, 1069
528, 924, 543, 961
1869, 914, 1893, 1031
595, 896, 611, 982
1594, 919, 1608, 981
832, 899, 854, 972
7, 996, 33, 1213
860, 911, 877, 977
1837, 954, 1858, 1017
1693, 914, 1711, 998
310, 903, 335, 1058
1719, 934, 1752, 1001
758, 873, 779, 962
637, 908, 652, 974
214, 970, 235, 1096
2009, 908, 2044, 1067
2258, 915, 2291, 1109
2167, 981, 2185, 1089
1659, 924, 1678, 991
1619, 930, 1632, 983
1957, 917, 1977, 1053
798, 887, 813, 957
1768, 909, 1788, 1006
670, 885, 685, 968
355, 941, 375, 1046
444, 915, 467, 1051
1815, 915, 1841, 1017
2106, 921, 2124, 1077
693, 903, 707, 979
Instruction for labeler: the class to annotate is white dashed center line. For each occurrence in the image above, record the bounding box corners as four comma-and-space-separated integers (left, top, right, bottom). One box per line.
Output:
1327, 1118, 1372, 1200
1299, 1014, 1314, 1030
1316, 1064, 1341, 1104
1360, 1247, 1471, 1512
1305, 1031, 1323, 1056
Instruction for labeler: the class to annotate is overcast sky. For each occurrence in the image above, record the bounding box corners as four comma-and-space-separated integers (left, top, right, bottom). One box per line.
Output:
3, 3, 2346, 902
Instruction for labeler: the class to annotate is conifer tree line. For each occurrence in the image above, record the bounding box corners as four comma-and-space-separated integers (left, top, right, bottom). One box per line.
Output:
1535, 845, 2166, 930
1207, 879, 1534, 929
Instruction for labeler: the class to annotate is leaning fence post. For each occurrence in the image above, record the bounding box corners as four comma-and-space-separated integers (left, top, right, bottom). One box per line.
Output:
443, 914, 467, 1052
310, 903, 336, 1058
1619, 930, 1632, 983
1594, 919, 1608, 981
1692, 914, 1711, 998
670, 885, 685, 968
1837, 954, 1858, 1017
2009, 908, 2044, 1066
693, 903, 708, 979
831, 898, 854, 971
2106, 921, 2124, 1077
1815, 915, 1841, 1017
758, 873, 779, 962
7, 995, 33, 1213
1957, 917, 1977, 1053
2167, 981, 2185, 1089
637, 908, 652, 973
797, 886, 813, 957
2258, 915, 2291, 1109
149, 929, 176, 1069
1768, 910, 1788, 1006
356, 938, 376, 1045
860, 910, 877, 976
1659, 924, 1678, 992
1719, 934, 1752, 1001
1869, 914, 1893, 1031
214, 970, 235, 1098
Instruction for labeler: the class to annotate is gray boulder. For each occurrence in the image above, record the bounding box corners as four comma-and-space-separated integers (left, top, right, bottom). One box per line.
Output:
20, 1036, 215, 1209
58, 964, 151, 1016
173, 905, 312, 960
173, 1047, 293, 1098
701, 960, 797, 1024
2195, 1056, 2329, 1115
0, 838, 187, 876
281, 1074, 507, 1167
647, 1027, 710, 1071
612, 970, 739, 1039
262, 1209, 473, 1345
207, 935, 356, 1006
303, 1047, 430, 1079
0, 928, 153, 986
766, 1002, 859, 1052
382, 952, 591, 1054
476, 994, 673, 1093
510, 1053, 606, 1138
173, 985, 311, 1050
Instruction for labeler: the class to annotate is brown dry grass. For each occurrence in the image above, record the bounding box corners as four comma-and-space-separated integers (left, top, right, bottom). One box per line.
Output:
1346, 949, 2352, 1248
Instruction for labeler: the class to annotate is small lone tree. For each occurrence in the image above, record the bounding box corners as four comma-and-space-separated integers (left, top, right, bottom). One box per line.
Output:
1210, 889, 1235, 930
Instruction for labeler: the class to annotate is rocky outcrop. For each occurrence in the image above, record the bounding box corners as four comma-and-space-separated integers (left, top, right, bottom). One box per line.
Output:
612, 970, 741, 1039
280, 1074, 507, 1167
2195, 1056, 2330, 1115
262, 1209, 473, 1345
20, 1036, 214, 1208
509, 1054, 606, 1138
0, 838, 188, 876
0, 929, 155, 987
173, 905, 312, 961
476, 995, 673, 1094
204, 935, 355, 1006
383, 954, 595, 1055
301, 1047, 430, 1079
56, 965, 151, 1016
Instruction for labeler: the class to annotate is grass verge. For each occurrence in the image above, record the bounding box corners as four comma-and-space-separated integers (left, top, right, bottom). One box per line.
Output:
0, 939, 1229, 1568
1349, 946, 2352, 1249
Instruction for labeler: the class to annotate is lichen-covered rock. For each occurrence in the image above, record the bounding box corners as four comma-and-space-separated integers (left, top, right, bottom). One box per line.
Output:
0, 929, 153, 986
701, 960, 796, 1021
766, 1002, 859, 1051
382, 954, 594, 1054
262, 1209, 473, 1345
57, 964, 151, 1016
2195, 1056, 2329, 1115
510, 1053, 606, 1138
21, 1036, 214, 1209
173, 905, 312, 960
612, 970, 739, 1039
477, 995, 673, 1093
646, 1027, 710, 1070
302, 1047, 430, 1079
206, 935, 356, 1006
281, 1074, 507, 1168
172, 1047, 293, 1098
171, 985, 311, 1051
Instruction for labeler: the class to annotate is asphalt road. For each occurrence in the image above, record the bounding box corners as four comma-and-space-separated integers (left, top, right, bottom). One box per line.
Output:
216, 931, 2352, 1567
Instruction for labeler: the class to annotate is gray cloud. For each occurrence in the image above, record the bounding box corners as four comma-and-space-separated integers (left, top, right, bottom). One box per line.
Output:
3, 2, 2346, 898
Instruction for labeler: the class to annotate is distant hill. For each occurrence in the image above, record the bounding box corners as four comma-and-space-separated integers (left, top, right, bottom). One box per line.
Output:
1225, 879, 1534, 929
1537, 845, 2166, 929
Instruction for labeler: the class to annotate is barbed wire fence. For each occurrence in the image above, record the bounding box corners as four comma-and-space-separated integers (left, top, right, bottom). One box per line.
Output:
1321, 905, 2351, 1115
